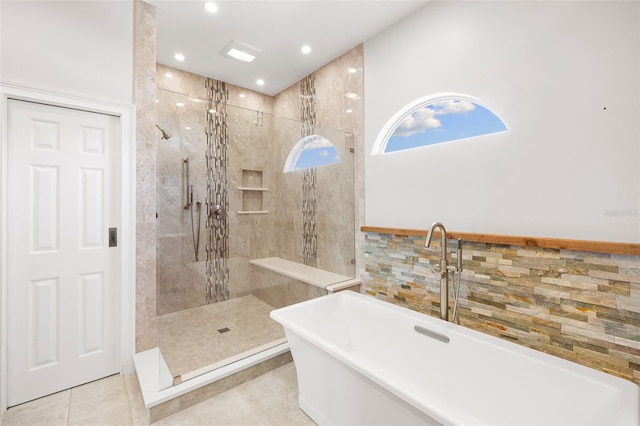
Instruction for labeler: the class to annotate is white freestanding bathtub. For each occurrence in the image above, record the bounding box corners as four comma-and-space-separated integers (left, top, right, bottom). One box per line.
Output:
270, 291, 640, 426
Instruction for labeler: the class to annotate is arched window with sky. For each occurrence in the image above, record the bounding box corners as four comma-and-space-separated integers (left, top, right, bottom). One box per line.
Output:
372, 93, 507, 155
284, 134, 340, 173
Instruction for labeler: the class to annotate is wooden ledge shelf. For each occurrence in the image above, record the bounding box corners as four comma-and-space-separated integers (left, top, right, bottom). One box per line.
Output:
361, 226, 640, 256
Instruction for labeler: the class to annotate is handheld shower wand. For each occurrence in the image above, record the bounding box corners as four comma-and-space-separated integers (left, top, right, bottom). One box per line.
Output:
451, 238, 463, 324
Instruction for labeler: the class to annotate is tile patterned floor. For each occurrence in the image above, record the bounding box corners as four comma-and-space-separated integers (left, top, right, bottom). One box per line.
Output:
158, 295, 285, 380
0, 363, 314, 426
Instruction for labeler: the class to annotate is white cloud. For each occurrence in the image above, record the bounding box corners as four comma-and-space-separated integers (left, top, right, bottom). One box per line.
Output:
432, 99, 475, 115
392, 100, 476, 138
303, 135, 333, 149
393, 107, 441, 138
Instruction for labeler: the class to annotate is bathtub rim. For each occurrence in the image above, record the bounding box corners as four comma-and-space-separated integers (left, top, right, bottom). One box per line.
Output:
272, 293, 475, 425
271, 291, 640, 426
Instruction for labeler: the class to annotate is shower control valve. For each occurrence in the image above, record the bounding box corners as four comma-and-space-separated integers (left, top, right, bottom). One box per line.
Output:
212, 204, 224, 220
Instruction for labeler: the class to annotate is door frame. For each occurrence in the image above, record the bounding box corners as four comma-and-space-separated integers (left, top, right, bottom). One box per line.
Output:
0, 82, 137, 412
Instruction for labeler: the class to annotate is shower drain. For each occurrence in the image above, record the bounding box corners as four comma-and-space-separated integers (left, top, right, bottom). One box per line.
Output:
218, 327, 231, 334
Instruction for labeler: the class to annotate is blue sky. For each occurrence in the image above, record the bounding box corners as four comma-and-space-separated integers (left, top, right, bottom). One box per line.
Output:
385, 100, 507, 153
295, 145, 340, 170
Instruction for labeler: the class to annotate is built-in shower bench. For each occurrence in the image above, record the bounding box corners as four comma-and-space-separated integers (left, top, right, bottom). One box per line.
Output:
250, 257, 361, 294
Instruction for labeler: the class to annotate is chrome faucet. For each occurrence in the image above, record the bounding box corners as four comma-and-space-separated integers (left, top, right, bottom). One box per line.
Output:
425, 221, 449, 321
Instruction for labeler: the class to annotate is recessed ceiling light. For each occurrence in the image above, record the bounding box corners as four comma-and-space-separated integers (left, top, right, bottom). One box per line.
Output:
209, 108, 216, 114
239, 93, 246, 98
155, 99, 159, 103
220, 40, 260, 63
301, 45, 311, 54
256, 79, 265, 86
174, 53, 185, 61
344, 92, 360, 100
346, 109, 353, 113
185, 126, 191, 130
164, 72, 173, 78
176, 102, 184, 107
348, 68, 357, 74
203, 2, 218, 13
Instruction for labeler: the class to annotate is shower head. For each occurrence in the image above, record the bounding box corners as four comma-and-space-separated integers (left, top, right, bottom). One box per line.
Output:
156, 124, 172, 140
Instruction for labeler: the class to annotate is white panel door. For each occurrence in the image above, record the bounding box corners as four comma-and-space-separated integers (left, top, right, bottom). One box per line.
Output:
7, 99, 121, 406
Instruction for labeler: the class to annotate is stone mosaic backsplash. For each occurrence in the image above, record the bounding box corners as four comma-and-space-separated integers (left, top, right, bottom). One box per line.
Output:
363, 232, 640, 384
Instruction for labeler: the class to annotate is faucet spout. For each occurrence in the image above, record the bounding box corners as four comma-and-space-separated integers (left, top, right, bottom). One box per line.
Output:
425, 221, 449, 321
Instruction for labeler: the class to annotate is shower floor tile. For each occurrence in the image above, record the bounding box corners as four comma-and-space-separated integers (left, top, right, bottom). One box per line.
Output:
157, 295, 285, 381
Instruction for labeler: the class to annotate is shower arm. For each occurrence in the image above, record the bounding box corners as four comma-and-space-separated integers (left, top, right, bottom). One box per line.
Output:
184, 158, 192, 210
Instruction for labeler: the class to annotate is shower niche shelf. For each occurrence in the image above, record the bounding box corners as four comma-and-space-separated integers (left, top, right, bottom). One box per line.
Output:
237, 187, 269, 191
238, 169, 268, 215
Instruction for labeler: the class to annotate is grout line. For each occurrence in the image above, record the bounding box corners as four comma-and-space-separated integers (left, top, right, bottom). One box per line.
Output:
124, 375, 135, 426
66, 386, 72, 426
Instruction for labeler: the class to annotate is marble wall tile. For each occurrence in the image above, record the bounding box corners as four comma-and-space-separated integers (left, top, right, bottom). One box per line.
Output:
134, 0, 158, 352
270, 45, 363, 277
157, 63, 207, 99
155, 65, 208, 315
153, 45, 363, 322
226, 93, 276, 297
272, 83, 301, 122
228, 85, 274, 114
155, 66, 286, 313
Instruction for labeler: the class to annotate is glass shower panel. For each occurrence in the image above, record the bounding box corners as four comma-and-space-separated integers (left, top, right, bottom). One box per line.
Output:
156, 88, 208, 317
270, 112, 356, 276
226, 104, 276, 297
155, 99, 355, 389
155, 88, 209, 389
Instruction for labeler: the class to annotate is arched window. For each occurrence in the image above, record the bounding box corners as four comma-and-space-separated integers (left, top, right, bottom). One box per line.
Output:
372, 93, 507, 155
283, 134, 340, 173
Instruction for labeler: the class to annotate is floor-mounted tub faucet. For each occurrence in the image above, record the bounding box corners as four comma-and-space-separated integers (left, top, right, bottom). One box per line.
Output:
425, 221, 449, 321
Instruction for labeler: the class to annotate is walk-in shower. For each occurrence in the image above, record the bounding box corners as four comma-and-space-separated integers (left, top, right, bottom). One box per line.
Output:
153, 64, 355, 389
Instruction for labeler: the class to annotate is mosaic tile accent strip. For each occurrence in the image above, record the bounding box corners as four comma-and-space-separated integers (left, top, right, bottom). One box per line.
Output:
300, 75, 317, 267
205, 79, 230, 303
363, 232, 640, 384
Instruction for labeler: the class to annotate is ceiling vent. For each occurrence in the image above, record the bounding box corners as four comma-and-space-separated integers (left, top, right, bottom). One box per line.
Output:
220, 40, 260, 63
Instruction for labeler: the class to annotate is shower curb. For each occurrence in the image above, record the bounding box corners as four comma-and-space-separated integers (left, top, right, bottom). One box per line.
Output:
133, 342, 291, 423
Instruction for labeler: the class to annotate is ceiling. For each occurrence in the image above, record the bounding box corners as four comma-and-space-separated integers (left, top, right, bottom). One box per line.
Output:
150, 1, 430, 96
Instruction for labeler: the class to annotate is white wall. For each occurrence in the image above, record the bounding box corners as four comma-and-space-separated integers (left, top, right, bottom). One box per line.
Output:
0, 3, 136, 409
1, 1, 133, 104
364, 1, 640, 243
